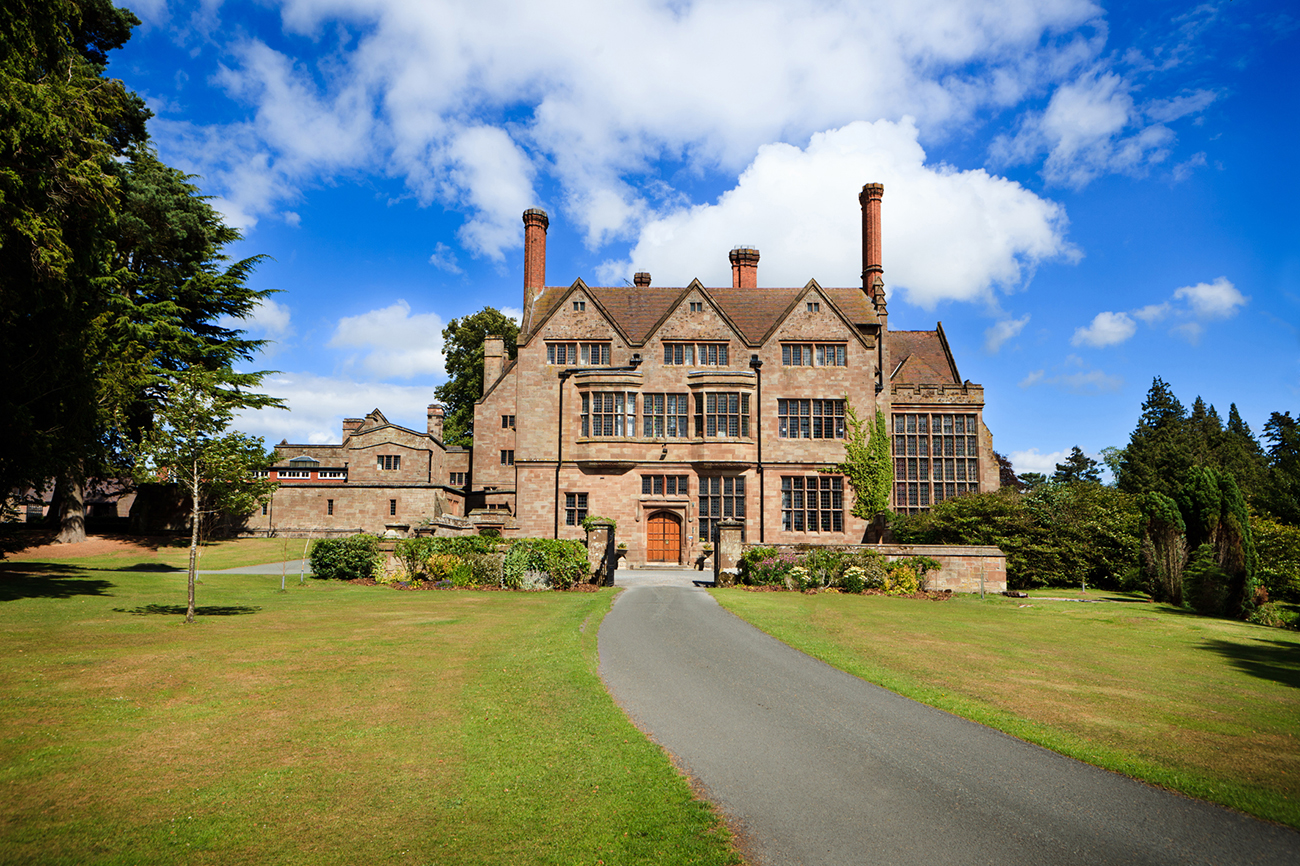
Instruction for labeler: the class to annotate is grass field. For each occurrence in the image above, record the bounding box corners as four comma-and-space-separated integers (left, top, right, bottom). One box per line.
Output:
712, 588, 1300, 829
0, 553, 739, 865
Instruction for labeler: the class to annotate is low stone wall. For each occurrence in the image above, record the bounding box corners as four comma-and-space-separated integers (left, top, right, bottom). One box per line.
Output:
748, 543, 1007, 594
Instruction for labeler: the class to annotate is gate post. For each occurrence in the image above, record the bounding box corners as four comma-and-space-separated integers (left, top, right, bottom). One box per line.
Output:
584, 518, 616, 586
713, 519, 744, 587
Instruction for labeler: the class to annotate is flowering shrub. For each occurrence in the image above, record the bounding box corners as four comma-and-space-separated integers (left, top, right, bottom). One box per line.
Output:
884, 563, 920, 595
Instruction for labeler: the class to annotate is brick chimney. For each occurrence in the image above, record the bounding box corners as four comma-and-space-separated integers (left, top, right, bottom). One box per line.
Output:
859, 183, 884, 298
483, 335, 505, 396
633, 272, 651, 287
521, 208, 549, 334
427, 404, 444, 440
729, 246, 759, 288
342, 418, 363, 442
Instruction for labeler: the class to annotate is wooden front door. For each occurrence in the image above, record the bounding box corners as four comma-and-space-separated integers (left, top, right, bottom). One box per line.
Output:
646, 512, 681, 563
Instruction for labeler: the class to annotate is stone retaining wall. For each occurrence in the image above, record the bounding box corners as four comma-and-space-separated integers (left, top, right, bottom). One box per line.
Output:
750, 543, 1007, 594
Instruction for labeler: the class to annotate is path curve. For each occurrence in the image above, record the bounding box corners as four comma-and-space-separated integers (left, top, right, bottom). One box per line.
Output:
598, 572, 1300, 866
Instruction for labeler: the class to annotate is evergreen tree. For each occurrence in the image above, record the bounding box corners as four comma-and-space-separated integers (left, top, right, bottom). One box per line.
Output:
1260, 412, 1300, 525
1118, 377, 1192, 499
1220, 404, 1267, 501
1052, 446, 1102, 484
0, 0, 150, 506
1186, 397, 1224, 469
433, 308, 519, 446
1018, 472, 1048, 491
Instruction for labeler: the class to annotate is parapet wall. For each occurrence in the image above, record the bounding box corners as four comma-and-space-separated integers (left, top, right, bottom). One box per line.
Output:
748, 543, 1007, 594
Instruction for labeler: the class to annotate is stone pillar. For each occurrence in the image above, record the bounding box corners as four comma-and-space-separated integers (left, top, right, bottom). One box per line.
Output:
483, 336, 505, 396
584, 518, 616, 586
713, 519, 744, 587
426, 404, 444, 440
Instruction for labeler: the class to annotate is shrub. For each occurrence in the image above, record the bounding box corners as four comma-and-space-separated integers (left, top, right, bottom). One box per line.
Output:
884, 563, 919, 596
465, 552, 504, 586
846, 552, 887, 589
310, 535, 382, 580
501, 538, 588, 590
1248, 602, 1298, 629
426, 553, 461, 581
840, 565, 866, 594
740, 549, 802, 587
478, 527, 501, 538
394, 537, 435, 580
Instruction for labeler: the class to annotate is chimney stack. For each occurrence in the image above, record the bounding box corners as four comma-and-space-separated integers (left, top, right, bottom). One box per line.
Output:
521, 208, 549, 333
426, 404, 444, 441
633, 272, 651, 287
483, 335, 505, 396
342, 418, 363, 442
859, 183, 884, 297
729, 246, 760, 288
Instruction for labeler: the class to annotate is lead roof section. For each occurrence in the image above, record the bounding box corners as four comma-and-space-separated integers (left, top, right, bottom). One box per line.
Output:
525, 283, 880, 347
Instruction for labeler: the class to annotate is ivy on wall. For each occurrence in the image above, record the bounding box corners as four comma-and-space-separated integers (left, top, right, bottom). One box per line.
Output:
827, 402, 892, 519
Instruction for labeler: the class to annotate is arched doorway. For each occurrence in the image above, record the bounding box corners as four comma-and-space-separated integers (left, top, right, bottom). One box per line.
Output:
646, 511, 682, 563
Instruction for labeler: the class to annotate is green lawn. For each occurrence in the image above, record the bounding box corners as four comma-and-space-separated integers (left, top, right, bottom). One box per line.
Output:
2, 534, 313, 573
712, 588, 1300, 829
0, 560, 739, 865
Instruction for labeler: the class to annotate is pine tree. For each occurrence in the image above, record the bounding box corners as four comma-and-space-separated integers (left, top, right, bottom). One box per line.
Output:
1118, 377, 1192, 499
1052, 446, 1102, 484
1261, 412, 1300, 525
1219, 404, 1267, 500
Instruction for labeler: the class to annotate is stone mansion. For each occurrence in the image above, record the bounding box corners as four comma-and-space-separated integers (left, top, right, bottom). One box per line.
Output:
247, 184, 999, 565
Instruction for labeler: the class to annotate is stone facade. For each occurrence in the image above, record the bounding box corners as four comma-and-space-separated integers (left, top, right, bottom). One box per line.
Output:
246, 407, 468, 537
473, 183, 1000, 567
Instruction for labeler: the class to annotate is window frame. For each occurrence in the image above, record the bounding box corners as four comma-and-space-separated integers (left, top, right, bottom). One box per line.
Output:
564, 492, 589, 526
696, 392, 750, 438
777, 399, 846, 439
781, 475, 844, 533
698, 475, 745, 543
891, 412, 981, 513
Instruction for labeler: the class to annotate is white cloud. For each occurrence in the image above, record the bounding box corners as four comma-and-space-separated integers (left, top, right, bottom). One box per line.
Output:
1008, 448, 1071, 475
1019, 369, 1045, 387
246, 297, 293, 337
233, 373, 437, 445
1020, 365, 1122, 392
1071, 310, 1136, 347
985, 314, 1030, 353
428, 242, 463, 274
1132, 302, 1171, 324
328, 300, 445, 379
157, 0, 1108, 252
990, 67, 1210, 188
598, 120, 1074, 307
1071, 276, 1247, 349
1173, 276, 1247, 319
499, 306, 522, 325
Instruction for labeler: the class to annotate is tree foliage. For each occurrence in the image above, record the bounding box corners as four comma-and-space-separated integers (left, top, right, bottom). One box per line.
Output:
133, 368, 278, 622
1, 5, 274, 543
1119, 377, 1192, 499
433, 307, 519, 447
1, 0, 150, 500
1052, 446, 1101, 484
892, 485, 1141, 590
1260, 412, 1300, 526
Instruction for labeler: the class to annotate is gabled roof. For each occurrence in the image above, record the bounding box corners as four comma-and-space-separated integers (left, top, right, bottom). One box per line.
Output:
889, 324, 962, 385
525, 281, 880, 347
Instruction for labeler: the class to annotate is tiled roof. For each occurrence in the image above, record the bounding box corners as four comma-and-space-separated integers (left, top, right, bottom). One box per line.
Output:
529, 283, 879, 346
889, 330, 959, 385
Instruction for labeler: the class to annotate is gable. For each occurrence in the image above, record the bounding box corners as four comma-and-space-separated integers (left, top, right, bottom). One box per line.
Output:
889, 329, 960, 385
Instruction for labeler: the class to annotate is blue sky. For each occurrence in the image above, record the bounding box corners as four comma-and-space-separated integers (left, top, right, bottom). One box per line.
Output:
110, 0, 1299, 476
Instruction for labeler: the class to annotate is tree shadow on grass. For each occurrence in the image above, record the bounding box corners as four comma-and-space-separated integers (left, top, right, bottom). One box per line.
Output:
111, 563, 182, 572
0, 573, 115, 601
113, 604, 261, 616
1199, 637, 1300, 689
